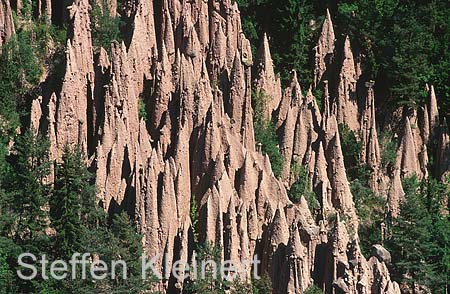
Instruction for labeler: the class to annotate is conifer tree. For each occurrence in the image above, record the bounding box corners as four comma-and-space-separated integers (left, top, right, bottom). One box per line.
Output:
187, 242, 228, 294
7, 131, 51, 247
108, 212, 155, 292
386, 176, 450, 293
50, 145, 95, 257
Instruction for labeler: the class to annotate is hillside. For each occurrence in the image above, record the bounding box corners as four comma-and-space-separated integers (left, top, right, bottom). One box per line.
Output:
0, 0, 449, 293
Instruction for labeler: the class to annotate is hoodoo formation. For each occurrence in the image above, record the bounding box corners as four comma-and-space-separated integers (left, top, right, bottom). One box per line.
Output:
0, 0, 449, 293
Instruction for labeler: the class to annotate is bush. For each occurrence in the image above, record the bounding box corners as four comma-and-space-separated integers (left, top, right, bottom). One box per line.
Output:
190, 195, 199, 244
288, 163, 319, 213
350, 180, 385, 256
138, 98, 148, 122
380, 131, 397, 173
252, 90, 284, 178
304, 284, 322, 294
0, 30, 42, 130
338, 123, 371, 183
90, 1, 123, 53
252, 274, 272, 294
187, 242, 227, 294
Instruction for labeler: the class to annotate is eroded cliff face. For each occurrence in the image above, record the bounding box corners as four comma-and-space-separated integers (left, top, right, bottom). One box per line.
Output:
17, 0, 450, 293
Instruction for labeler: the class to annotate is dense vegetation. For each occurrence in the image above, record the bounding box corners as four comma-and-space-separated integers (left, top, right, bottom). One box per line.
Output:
242, 0, 450, 286
385, 176, 450, 294
338, 123, 450, 293
237, 0, 450, 118
0, 133, 153, 293
1, 0, 449, 293
0, 2, 66, 138
90, 0, 123, 54
288, 163, 319, 214
252, 90, 284, 178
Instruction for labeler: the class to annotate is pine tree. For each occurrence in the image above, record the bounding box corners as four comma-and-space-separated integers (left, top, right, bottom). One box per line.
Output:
386, 177, 433, 286
187, 242, 227, 294
0, 140, 13, 235
386, 176, 450, 293
270, 0, 316, 86
0, 238, 19, 293
6, 131, 51, 247
423, 178, 450, 294
0, 131, 52, 292
252, 274, 272, 294
50, 145, 94, 257
107, 212, 153, 292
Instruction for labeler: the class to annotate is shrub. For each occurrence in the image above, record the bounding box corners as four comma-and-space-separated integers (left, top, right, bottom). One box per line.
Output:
252, 90, 284, 178
288, 163, 319, 213
304, 284, 322, 294
187, 242, 227, 294
338, 123, 372, 184
252, 274, 272, 294
138, 99, 148, 122
90, 1, 123, 53
380, 131, 397, 173
350, 180, 385, 256
190, 195, 199, 244
229, 277, 253, 294
0, 30, 43, 133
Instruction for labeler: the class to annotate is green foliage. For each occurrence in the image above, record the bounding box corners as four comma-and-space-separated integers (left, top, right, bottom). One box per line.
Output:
252, 90, 284, 178
237, 0, 319, 87
50, 146, 95, 257
238, 1, 450, 118
0, 10, 66, 135
385, 176, 450, 293
380, 131, 397, 173
252, 274, 272, 294
0, 237, 22, 293
0, 132, 51, 292
0, 138, 153, 292
0, 242, 16, 293
288, 163, 318, 213
331, 0, 450, 116
0, 141, 13, 234
338, 124, 367, 182
304, 284, 322, 294
229, 277, 253, 294
0, 30, 42, 132
138, 98, 148, 122
338, 123, 385, 255
90, 1, 123, 53
350, 180, 385, 256
48, 147, 152, 293
254, 118, 284, 178
187, 242, 227, 294
7, 131, 51, 245
101, 212, 153, 292
191, 195, 199, 245
312, 88, 323, 112
269, 0, 317, 86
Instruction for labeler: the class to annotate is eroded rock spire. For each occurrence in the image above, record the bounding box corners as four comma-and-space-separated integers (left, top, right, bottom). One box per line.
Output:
313, 8, 335, 87
24, 4, 403, 293
254, 33, 282, 119
333, 36, 359, 131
